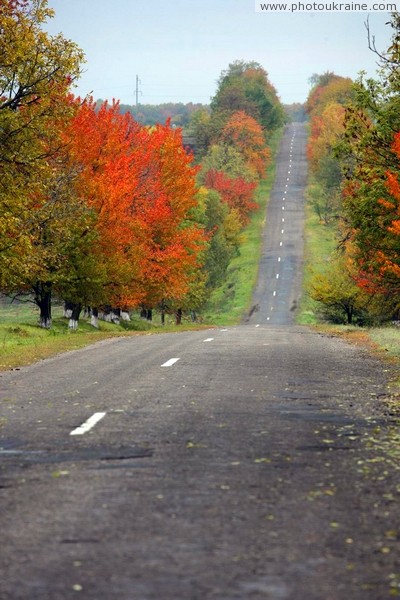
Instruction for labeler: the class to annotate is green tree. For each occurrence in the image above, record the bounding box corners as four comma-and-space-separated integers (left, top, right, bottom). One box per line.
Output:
199, 144, 257, 184
201, 188, 242, 288
211, 60, 286, 132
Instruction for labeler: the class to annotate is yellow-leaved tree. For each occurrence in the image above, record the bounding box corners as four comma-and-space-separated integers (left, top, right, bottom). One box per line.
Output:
0, 0, 85, 326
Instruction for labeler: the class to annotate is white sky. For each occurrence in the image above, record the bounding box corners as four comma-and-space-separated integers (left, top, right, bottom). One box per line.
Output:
45, 0, 393, 106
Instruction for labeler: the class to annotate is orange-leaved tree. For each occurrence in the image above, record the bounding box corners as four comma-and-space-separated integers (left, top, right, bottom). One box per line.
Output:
65, 98, 146, 311
220, 110, 270, 178
66, 101, 206, 315
131, 121, 207, 310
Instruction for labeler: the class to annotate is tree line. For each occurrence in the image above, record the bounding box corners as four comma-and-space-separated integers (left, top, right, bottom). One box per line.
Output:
0, 0, 285, 328
306, 15, 400, 324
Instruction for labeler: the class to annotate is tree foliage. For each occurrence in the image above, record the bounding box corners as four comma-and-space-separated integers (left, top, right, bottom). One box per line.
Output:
211, 60, 286, 132
306, 18, 400, 322
66, 99, 206, 312
221, 111, 271, 178
0, 0, 85, 325
337, 14, 400, 311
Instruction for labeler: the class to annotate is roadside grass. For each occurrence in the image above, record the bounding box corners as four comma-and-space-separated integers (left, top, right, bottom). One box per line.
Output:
368, 327, 400, 359
0, 300, 210, 371
297, 205, 337, 325
299, 188, 400, 365
203, 129, 282, 325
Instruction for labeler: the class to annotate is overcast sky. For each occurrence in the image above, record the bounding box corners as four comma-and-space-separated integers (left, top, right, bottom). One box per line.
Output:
45, 0, 393, 106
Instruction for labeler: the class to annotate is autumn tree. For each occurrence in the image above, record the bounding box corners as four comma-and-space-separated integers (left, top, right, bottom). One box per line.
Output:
191, 60, 285, 158
220, 111, 271, 178
337, 14, 400, 311
211, 61, 286, 133
198, 143, 257, 185
309, 254, 369, 324
203, 170, 257, 226
307, 72, 353, 116
0, 0, 84, 325
65, 101, 206, 323
132, 121, 206, 313
307, 101, 347, 223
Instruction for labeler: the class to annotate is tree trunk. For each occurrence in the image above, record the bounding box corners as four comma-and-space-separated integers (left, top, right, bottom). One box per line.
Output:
111, 308, 121, 325
90, 307, 99, 329
345, 305, 353, 324
68, 303, 82, 330
160, 301, 166, 325
175, 308, 182, 325
33, 282, 52, 329
63, 301, 74, 319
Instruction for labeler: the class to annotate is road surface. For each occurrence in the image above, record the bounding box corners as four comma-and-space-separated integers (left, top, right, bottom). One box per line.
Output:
1, 123, 399, 600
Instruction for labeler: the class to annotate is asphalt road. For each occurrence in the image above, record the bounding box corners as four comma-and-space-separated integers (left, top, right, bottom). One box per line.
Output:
1, 124, 399, 600
245, 122, 306, 326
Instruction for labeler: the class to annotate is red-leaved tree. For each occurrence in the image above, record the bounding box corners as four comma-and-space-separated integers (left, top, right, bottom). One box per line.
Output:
204, 169, 257, 225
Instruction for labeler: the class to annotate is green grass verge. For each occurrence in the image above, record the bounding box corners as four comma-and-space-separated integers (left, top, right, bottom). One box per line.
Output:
0, 301, 210, 371
368, 327, 400, 359
202, 129, 283, 325
297, 204, 337, 325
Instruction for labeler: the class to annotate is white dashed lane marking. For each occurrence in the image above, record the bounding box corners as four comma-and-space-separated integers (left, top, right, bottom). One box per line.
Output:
161, 358, 180, 367
70, 412, 107, 436
203, 338, 214, 342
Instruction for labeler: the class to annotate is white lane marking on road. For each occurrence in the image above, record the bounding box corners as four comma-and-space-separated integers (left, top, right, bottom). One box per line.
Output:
280, 241, 283, 246
255, 324, 260, 328
70, 412, 106, 436
161, 358, 180, 367
203, 338, 214, 342
282, 218, 285, 222
278, 257, 281, 262
276, 274, 280, 279
273, 291, 277, 297
282, 206, 285, 210
281, 229, 284, 234
267, 317, 270, 321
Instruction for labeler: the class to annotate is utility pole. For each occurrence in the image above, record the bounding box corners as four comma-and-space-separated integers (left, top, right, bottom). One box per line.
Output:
135, 75, 141, 120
